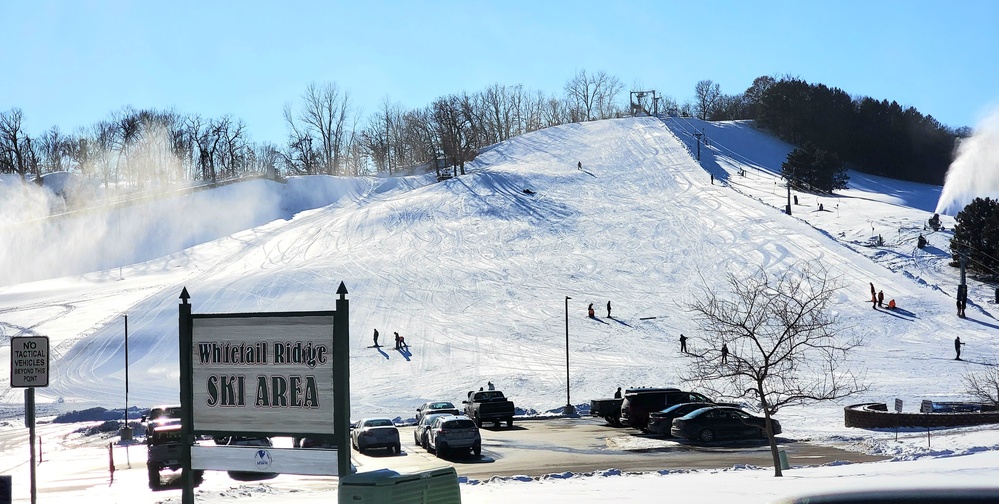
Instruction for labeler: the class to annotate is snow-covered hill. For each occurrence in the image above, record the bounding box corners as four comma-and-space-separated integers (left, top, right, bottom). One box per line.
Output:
4, 116, 999, 503
2, 116, 996, 440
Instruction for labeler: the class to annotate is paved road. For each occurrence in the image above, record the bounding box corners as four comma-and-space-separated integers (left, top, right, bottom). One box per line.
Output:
353, 416, 886, 478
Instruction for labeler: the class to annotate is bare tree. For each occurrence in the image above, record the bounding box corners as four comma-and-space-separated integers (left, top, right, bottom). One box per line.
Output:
564, 70, 624, 122
964, 359, 999, 406
694, 79, 722, 120
286, 82, 354, 176
432, 94, 477, 177
684, 264, 867, 477
0, 108, 31, 178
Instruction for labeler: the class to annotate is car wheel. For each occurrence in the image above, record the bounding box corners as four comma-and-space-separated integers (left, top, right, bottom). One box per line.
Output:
698, 428, 715, 442
147, 464, 160, 489
435, 440, 446, 458
394, 443, 401, 455
474, 416, 482, 428
472, 442, 481, 456
506, 419, 513, 428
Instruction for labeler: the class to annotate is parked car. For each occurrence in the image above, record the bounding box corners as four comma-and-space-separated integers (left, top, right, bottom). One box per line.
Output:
145, 422, 204, 489
351, 418, 401, 455
620, 388, 714, 431
590, 397, 624, 426
224, 436, 277, 481
646, 402, 715, 436
463, 390, 515, 428
426, 414, 481, 458
414, 412, 453, 449
416, 401, 461, 423
670, 406, 780, 442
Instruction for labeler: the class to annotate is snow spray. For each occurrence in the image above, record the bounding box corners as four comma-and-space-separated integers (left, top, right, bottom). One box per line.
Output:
935, 107, 999, 215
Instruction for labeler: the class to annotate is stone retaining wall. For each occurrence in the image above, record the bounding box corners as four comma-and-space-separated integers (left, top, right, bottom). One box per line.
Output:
844, 402, 999, 429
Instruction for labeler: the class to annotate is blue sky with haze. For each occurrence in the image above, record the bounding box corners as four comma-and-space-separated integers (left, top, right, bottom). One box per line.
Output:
3, 0, 997, 144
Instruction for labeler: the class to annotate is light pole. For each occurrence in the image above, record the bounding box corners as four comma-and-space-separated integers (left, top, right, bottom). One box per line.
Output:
564, 296, 575, 416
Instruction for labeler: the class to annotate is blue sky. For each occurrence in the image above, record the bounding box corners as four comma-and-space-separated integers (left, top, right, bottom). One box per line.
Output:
3, 0, 997, 145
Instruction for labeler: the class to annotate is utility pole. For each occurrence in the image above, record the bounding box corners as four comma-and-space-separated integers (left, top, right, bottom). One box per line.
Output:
564, 296, 575, 415
786, 181, 792, 215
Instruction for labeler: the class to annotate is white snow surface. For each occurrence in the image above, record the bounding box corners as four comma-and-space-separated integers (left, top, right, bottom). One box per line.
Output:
2, 116, 998, 502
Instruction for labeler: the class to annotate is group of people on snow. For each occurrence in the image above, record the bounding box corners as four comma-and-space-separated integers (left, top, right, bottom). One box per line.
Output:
586, 301, 612, 319
372, 328, 407, 350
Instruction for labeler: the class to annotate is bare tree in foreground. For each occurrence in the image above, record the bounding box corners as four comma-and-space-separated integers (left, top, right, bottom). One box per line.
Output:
684, 264, 867, 477
963, 359, 999, 407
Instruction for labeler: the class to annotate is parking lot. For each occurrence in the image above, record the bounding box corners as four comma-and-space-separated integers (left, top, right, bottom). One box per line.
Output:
352, 416, 887, 478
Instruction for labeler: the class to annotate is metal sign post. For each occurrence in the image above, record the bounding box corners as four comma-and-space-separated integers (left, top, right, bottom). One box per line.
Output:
11, 336, 50, 504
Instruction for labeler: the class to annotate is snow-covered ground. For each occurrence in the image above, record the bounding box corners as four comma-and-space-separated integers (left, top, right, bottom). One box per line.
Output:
1, 116, 998, 503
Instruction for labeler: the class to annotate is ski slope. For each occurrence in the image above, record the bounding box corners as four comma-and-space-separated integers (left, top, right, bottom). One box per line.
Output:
1, 116, 996, 453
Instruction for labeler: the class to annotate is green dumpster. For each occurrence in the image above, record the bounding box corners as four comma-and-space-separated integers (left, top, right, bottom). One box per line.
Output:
338, 467, 461, 504
778, 449, 790, 470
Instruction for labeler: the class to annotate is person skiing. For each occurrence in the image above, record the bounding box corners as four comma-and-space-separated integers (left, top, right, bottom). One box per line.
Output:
721, 343, 729, 364
606, 301, 612, 318
955, 336, 966, 360
680, 333, 688, 353
373, 328, 379, 347
587, 303, 595, 318
614, 387, 622, 399
877, 290, 884, 308
870, 282, 876, 299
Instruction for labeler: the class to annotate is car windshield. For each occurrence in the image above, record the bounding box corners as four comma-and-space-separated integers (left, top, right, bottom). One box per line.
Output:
421, 414, 447, 426
444, 419, 476, 429
365, 419, 394, 427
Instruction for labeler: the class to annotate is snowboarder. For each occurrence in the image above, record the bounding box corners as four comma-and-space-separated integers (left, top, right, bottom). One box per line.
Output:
680, 333, 688, 353
888, 299, 896, 309
587, 303, 595, 318
373, 328, 379, 347
917, 234, 927, 249
606, 301, 612, 318
614, 387, 622, 399
577, 161, 582, 170
721, 343, 729, 364
877, 290, 884, 308
488, 381, 495, 391
955, 336, 965, 360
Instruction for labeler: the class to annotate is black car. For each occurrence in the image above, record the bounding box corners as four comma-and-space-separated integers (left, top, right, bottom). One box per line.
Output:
670, 406, 780, 442
646, 402, 715, 436
620, 388, 714, 431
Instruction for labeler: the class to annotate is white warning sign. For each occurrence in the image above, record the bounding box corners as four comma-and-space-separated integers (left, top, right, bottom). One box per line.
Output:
10, 336, 49, 387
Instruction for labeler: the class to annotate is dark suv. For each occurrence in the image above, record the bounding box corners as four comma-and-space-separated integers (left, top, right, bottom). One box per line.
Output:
619, 387, 713, 431
146, 423, 203, 489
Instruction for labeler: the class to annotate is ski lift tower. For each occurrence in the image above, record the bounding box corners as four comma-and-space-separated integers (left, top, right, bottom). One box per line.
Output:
630, 90, 657, 116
